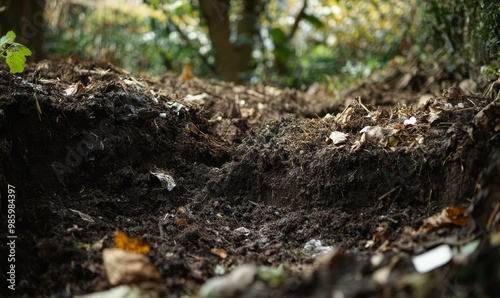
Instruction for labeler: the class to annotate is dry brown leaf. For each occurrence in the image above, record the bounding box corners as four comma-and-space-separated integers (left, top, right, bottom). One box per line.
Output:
63, 81, 85, 96
177, 218, 188, 226
418, 206, 470, 233
363, 126, 398, 147
474, 101, 500, 129
335, 106, 354, 127
103, 248, 162, 286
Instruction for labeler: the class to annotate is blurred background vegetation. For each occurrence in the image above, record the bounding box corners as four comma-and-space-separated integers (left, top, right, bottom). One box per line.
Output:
0, 0, 498, 89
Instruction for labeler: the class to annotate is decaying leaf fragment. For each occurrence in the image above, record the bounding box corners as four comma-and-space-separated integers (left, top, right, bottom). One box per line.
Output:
418, 206, 471, 233
63, 81, 85, 96
103, 248, 162, 286
473, 100, 500, 131
177, 218, 188, 226
329, 131, 348, 145
361, 126, 398, 147
335, 106, 354, 127
426, 99, 446, 124
150, 170, 176, 191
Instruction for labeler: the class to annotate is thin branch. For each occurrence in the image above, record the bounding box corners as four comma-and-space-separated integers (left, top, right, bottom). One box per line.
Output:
288, 0, 308, 39
167, 17, 216, 73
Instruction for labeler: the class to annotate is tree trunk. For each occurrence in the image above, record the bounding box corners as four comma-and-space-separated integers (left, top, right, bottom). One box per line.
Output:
199, 0, 261, 83
0, 0, 46, 61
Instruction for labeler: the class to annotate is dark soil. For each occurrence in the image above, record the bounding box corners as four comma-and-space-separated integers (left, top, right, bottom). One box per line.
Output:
0, 60, 499, 298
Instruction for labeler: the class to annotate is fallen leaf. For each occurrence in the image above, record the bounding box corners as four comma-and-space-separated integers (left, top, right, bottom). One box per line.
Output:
418, 206, 470, 233
150, 170, 176, 191
114, 231, 150, 254
335, 106, 354, 127
103, 248, 162, 286
363, 126, 398, 147
63, 81, 85, 96
474, 100, 500, 129
177, 218, 188, 226
426, 99, 447, 123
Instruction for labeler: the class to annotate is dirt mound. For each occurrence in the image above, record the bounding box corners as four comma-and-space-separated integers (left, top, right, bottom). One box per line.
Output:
0, 60, 499, 297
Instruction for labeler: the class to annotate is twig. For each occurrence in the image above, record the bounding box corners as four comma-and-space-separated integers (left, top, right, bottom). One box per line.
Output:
33, 93, 42, 121
377, 187, 399, 201
167, 17, 215, 73
356, 96, 371, 113
288, 0, 308, 39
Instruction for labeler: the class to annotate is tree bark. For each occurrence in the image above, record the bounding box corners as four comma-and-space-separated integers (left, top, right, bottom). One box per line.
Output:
199, 0, 261, 83
0, 0, 46, 61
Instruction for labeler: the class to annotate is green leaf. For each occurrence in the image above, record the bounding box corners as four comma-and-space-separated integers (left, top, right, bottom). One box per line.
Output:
0, 31, 16, 48
273, 44, 292, 62
6, 43, 32, 73
303, 14, 324, 29
0, 31, 31, 73
13, 43, 31, 56
270, 28, 287, 44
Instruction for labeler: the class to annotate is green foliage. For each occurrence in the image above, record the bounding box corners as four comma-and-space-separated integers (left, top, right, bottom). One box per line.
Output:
0, 31, 32, 73
44, 0, 427, 88
270, 28, 293, 62
45, 2, 211, 77
416, 0, 500, 73
263, 0, 417, 88
481, 65, 500, 76
303, 14, 324, 29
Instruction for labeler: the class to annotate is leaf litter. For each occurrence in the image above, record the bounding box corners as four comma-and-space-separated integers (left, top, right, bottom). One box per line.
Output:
0, 60, 499, 297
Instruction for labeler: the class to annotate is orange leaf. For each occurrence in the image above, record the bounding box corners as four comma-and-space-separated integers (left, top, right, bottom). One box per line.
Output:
418, 206, 471, 233
114, 231, 150, 254
445, 206, 470, 227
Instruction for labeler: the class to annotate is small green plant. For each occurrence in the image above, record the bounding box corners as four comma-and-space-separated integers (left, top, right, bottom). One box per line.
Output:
0, 31, 32, 73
